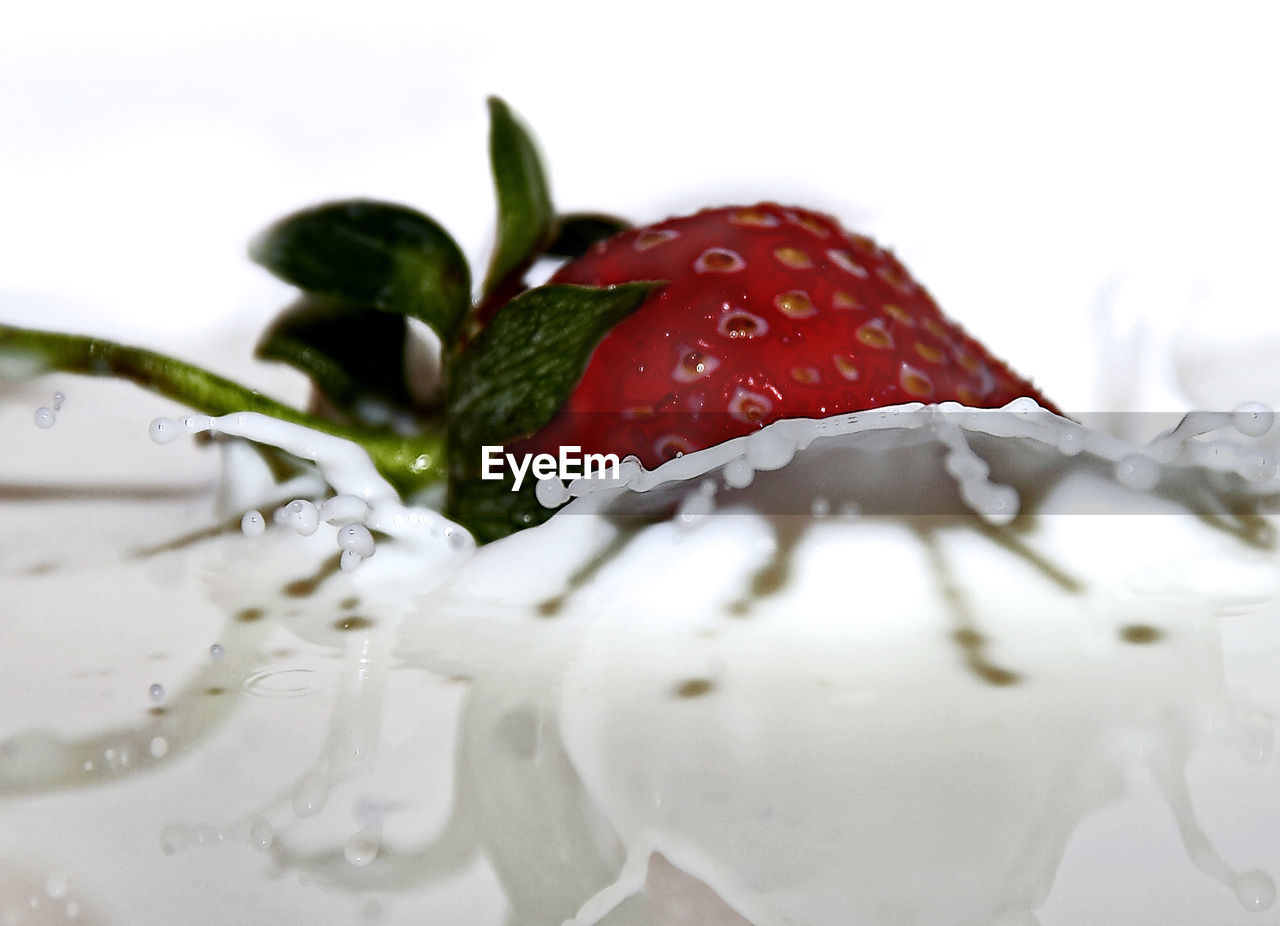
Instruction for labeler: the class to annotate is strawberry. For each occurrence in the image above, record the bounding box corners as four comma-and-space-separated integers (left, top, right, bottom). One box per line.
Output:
0, 98, 1059, 544
511, 203, 1057, 470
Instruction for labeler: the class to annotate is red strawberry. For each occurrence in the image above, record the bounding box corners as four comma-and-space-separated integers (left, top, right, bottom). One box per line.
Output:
514, 202, 1057, 470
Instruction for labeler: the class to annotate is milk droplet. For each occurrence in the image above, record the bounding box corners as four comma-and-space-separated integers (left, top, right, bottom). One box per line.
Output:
1232, 402, 1275, 438
337, 524, 376, 557
1005, 396, 1043, 416
209, 643, 224, 660
744, 428, 796, 470
279, 499, 320, 536
148, 683, 165, 703
536, 477, 570, 508
1233, 869, 1276, 911
149, 417, 181, 444
722, 458, 754, 489
1115, 454, 1161, 491
240, 510, 265, 537
319, 494, 371, 525
344, 824, 381, 867
961, 481, 1020, 526
1055, 425, 1084, 456
33, 406, 56, 428
676, 480, 717, 523
148, 736, 169, 759
340, 550, 364, 572
616, 458, 642, 482
51, 391, 65, 411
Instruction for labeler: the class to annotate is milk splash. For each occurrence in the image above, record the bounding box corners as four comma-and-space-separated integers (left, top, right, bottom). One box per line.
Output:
1, 400, 1278, 925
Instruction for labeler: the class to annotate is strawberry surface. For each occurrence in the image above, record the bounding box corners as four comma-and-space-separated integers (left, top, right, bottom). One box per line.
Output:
517, 203, 1057, 469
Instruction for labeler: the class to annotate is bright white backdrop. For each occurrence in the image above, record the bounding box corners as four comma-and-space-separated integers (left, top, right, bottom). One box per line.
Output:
3, 1, 1278, 416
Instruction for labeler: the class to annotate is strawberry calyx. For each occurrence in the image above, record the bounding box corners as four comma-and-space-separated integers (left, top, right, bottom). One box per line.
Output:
0, 97, 1058, 544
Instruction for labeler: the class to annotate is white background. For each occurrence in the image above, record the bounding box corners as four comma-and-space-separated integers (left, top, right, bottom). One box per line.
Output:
3, 0, 1278, 417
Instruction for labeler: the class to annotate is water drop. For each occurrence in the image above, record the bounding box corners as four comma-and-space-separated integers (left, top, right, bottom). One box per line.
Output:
148, 683, 165, 704
1115, 454, 1161, 491
51, 391, 65, 411
240, 510, 265, 537
33, 406, 55, 429
344, 824, 381, 867
1233, 869, 1276, 911
336, 523, 376, 557
340, 550, 364, 572
149, 417, 181, 444
1232, 402, 1275, 437
209, 643, 224, 660
249, 818, 273, 850
148, 736, 169, 759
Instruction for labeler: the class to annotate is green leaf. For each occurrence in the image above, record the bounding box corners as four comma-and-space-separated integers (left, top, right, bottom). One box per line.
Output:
249, 200, 471, 346
546, 212, 631, 258
445, 281, 657, 537
447, 282, 657, 464
481, 97, 555, 299
255, 296, 416, 427
0, 324, 446, 498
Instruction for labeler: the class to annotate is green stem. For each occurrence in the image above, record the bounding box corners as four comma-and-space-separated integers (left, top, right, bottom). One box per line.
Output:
0, 324, 445, 497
